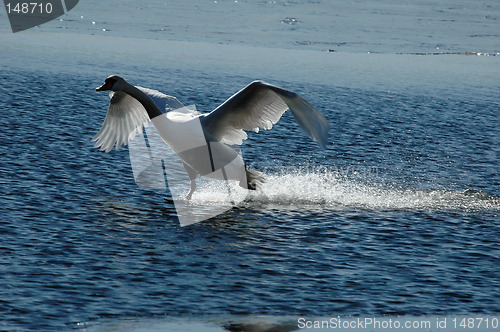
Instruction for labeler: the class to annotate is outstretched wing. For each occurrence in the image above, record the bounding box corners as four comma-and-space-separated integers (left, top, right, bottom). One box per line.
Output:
136, 86, 185, 112
201, 81, 330, 148
92, 87, 185, 152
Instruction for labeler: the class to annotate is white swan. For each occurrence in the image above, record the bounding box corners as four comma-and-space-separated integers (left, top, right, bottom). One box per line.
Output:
93, 75, 330, 199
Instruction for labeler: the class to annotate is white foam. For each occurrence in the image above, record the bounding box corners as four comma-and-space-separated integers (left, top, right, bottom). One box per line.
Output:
191, 170, 499, 212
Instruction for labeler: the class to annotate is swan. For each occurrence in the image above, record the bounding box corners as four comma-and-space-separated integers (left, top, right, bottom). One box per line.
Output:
93, 75, 330, 199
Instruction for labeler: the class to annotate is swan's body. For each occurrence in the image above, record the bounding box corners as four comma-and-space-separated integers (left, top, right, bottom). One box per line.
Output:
93, 75, 330, 199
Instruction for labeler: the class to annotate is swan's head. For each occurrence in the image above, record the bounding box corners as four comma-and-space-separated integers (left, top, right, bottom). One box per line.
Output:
96, 75, 126, 92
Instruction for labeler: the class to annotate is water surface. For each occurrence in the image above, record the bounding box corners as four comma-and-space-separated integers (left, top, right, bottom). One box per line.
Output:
0, 1, 499, 330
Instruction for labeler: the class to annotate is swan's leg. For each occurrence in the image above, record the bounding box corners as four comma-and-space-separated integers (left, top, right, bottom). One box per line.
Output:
186, 178, 196, 201
182, 162, 198, 201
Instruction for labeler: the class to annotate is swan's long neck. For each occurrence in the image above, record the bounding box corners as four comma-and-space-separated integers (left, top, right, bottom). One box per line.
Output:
121, 83, 163, 119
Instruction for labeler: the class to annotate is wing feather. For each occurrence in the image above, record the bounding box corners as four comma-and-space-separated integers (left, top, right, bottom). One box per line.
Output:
93, 87, 186, 153
201, 81, 330, 147
92, 91, 149, 152
136, 86, 185, 111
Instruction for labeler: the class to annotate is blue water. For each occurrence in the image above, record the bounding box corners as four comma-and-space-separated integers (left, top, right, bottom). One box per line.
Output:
1, 67, 499, 330
1, 0, 500, 331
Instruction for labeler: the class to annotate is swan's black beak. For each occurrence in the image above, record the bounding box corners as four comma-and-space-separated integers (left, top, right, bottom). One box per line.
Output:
96, 81, 113, 91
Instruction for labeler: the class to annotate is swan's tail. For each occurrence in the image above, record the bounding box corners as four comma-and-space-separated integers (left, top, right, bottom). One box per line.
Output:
243, 168, 266, 190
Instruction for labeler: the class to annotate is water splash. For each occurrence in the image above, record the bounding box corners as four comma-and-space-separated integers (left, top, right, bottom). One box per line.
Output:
192, 170, 499, 213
